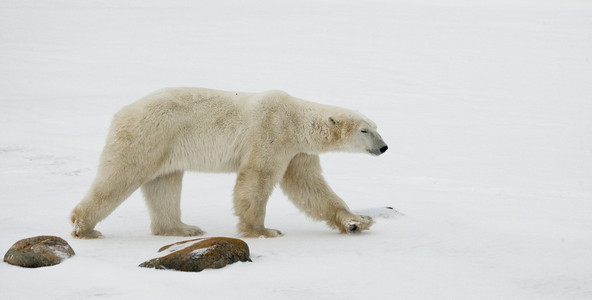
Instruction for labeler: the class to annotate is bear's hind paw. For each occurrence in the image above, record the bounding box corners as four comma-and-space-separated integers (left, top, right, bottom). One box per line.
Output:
72, 229, 103, 239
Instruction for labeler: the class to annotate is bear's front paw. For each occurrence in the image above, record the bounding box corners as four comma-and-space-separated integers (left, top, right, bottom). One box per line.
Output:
240, 228, 284, 238
179, 224, 206, 237
152, 223, 205, 237
341, 214, 374, 234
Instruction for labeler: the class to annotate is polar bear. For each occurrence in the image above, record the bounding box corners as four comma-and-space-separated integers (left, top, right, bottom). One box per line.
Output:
71, 87, 388, 238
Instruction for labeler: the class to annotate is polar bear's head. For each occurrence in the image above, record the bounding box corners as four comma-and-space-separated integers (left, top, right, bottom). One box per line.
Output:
325, 112, 388, 156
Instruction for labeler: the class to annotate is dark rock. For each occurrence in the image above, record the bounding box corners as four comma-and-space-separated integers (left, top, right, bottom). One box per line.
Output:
139, 237, 251, 272
4, 236, 75, 268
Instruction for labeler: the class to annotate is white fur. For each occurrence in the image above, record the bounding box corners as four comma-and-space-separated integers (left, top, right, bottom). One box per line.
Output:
70, 87, 387, 238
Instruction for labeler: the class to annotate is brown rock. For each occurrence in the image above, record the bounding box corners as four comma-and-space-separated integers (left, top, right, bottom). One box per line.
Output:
139, 237, 251, 272
4, 236, 75, 268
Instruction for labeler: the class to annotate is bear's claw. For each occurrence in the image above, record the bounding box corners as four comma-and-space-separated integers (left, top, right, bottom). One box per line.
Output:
341, 214, 374, 234
348, 222, 360, 233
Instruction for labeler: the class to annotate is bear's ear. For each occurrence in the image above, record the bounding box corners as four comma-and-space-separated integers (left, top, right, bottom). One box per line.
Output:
328, 116, 340, 125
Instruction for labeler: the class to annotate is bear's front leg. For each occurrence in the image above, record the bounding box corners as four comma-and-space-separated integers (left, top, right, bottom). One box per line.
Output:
233, 164, 284, 238
280, 153, 375, 234
141, 171, 205, 237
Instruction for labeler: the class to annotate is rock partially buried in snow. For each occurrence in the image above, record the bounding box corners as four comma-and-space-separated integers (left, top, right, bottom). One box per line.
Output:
139, 237, 251, 272
3, 236, 75, 268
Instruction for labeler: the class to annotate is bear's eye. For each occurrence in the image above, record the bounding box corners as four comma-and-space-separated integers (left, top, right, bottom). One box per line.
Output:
361, 129, 368, 133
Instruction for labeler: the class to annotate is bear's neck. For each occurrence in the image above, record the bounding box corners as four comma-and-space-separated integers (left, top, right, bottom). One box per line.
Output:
298, 107, 345, 155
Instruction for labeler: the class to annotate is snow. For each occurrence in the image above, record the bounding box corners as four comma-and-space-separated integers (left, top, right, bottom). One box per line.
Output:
151, 239, 207, 259
189, 247, 212, 259
1, 0, 591, 299
47, 244, 74, 261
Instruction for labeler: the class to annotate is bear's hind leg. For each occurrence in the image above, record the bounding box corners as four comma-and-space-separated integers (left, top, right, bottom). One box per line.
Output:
141, 171, 204, 237
71, 172, 143, 239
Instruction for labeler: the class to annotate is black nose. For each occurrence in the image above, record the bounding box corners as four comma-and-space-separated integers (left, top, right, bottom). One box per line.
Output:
380, 145, 388, 153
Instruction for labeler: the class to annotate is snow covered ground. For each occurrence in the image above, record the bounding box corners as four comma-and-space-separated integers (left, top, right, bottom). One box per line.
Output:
1, 0, 591, 299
